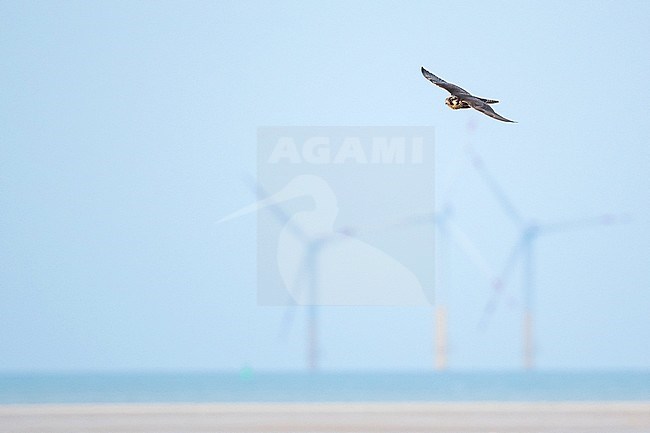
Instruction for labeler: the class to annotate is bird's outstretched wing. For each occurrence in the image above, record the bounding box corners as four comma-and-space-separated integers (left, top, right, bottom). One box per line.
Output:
421, 66, 470, 96
466, 98, 516, 123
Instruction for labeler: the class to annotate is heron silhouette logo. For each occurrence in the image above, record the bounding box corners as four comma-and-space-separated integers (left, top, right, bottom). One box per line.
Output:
222, 127, 436, 308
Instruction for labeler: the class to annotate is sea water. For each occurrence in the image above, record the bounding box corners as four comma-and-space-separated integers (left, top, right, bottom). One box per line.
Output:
0, 371, 648, 404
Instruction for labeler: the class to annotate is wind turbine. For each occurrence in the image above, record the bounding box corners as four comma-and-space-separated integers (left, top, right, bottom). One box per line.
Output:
219, 175, 340, 371
368, 120, 501, 370
219, 174, 429, 371
251, 178, 332, 372
428, 119, 502, 370
364, 198, 499, 370
469, 148, 629, 369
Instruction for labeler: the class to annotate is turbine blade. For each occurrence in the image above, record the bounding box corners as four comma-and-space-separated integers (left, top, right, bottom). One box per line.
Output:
277, 249, 313, 340
447, 220, 495, 283
478, 234, 526, 329
245, 178, 310, 242
217, 175, 310, 242
539, 213, 631, 235
388, 212, 437, 229
468, 148, 524, 227
343, 212, 436, 238
288, 249, 314, 305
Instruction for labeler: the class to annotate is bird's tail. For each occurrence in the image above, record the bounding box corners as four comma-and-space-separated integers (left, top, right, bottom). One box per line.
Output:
480, 98, 499, 104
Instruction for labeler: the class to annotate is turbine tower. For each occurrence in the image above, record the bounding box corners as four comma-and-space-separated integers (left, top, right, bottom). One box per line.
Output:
469, 148, 628, 369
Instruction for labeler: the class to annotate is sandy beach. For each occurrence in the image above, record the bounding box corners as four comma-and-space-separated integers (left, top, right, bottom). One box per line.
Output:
1, 402, 649, 433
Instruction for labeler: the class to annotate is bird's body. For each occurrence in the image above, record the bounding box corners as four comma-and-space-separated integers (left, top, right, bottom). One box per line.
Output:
421, 67, 516, 123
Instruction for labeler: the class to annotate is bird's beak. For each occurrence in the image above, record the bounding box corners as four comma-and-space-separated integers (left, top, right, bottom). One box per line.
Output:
217, 178, 304, 224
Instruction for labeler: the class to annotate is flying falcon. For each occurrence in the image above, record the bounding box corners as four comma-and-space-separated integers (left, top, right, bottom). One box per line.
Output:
421, 67, 516, 123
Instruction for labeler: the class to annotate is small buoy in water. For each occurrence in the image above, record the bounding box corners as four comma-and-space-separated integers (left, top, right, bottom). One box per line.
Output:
239, 365, 254, 381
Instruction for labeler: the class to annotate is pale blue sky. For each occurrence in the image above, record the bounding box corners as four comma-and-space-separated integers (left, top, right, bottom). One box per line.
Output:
1, 1, 648, 372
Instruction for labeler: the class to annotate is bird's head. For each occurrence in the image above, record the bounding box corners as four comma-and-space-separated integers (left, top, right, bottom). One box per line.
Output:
445, 96, 461, 109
